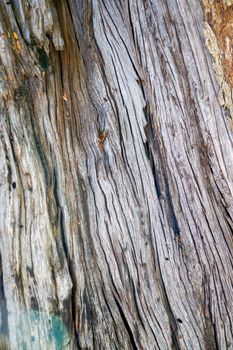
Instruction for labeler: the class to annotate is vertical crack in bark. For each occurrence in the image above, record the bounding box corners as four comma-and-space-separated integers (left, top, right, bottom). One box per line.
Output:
0, 253, 8, 342
203, 272, 219, 350
153, 238, 181, 350
52, 169, 78, 348
112, 295, 138, 350
142, 100, 180, 236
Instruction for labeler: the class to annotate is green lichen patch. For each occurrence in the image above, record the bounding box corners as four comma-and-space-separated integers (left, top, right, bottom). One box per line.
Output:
16, 309, 71, 349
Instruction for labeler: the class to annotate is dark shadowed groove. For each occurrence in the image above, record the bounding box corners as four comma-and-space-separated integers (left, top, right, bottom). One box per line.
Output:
51, 168, 79, 349
152, 227, 181, 350
0, 254, 8, 340
112, 295, 138, 350
143, 105, 161, 198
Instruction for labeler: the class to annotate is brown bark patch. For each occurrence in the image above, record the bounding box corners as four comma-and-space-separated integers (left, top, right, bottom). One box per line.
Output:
97, 131, 108, 151
204, 1, 233, 86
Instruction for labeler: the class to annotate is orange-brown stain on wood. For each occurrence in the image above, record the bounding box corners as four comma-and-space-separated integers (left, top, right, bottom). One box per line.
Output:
204, 1, 233, 86
13, 32, 18, 40
98, 131, 108, 151
7, 31, 21, 51
63, 93, 68, 101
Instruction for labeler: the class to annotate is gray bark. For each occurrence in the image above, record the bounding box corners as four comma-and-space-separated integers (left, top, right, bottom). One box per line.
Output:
0, 0, 233, 349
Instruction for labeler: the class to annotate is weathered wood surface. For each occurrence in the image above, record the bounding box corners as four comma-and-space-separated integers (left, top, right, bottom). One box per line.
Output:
0, 0, 233, 349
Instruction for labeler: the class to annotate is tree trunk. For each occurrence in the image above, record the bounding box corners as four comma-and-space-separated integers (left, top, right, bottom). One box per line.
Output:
0, 0, 233, 349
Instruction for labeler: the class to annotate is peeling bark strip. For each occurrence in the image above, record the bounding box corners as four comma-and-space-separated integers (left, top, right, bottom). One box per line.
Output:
0, 0, 233, 349
204, 0, 233, 85
204, 0, 233, 123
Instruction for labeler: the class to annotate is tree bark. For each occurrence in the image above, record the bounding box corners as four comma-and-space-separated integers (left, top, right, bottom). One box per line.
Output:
0, 0, 233, 349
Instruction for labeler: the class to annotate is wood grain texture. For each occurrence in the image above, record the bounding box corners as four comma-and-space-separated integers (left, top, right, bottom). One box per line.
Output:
0, 0, 233, 349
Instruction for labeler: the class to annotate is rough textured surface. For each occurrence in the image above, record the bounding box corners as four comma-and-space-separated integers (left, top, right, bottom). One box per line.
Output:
204, 0, 233, 124
0, 0, 233, 349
